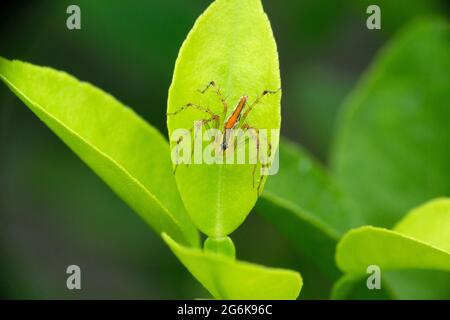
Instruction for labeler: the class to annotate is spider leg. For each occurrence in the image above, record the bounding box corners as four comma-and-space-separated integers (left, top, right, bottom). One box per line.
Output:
172, 116, 217, 173
239, 88, 281, 125
167, 102, 217, 118
257, 141, 272, 195
197, 81, 229, 121
238, 123, 260, 189
238, 123, 273, 195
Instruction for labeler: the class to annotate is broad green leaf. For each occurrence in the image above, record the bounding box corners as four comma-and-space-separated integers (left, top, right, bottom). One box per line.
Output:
167, 0, 281, 237
257, 139, 362, 279
331, 19, 450, 227
333, 198, 450, 299
394, 197, 450, 251
336, 227, 450, 274
162, 233, 302, 300
0, 56, 199, 247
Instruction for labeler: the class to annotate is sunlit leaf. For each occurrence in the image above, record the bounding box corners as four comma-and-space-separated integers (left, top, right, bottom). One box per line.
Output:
0, 56, 199, 246
162, 233, 302, 300
333, 198, 450, 299
167, 0, 281, 237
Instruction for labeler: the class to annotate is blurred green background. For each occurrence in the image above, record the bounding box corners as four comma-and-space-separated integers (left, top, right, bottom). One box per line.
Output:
0, 0, 448, 299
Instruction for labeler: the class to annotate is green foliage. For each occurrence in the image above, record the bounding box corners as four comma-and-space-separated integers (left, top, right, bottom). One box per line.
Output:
0, 0, 302, 300
163, 233, 301, 300
337, 198, 450, 274
1, 0, 448, 300
256, 18, 450, 298
167, 0, 281, 237
330, 19, 450, 299
257, 139, 361, 279
0, 54, 302, 300
332, 19, 450, 227
333, 198, 450, 299
0, 56, 199, 247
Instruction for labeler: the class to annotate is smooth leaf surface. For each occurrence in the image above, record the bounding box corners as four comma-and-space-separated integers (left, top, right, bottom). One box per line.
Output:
332, 19, 450, 227
0, 56, 199, 246
334, 198, 450, 299
257, 139, 362, 278
336, 227, 450, 274
162, 233, 302, 300
394, 197, 450, 251
167, 0, 281, 237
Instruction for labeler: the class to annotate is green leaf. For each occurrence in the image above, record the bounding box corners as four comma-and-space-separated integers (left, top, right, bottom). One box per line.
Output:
257, 139, 362, 278
331, 19, 450, 227
167, 0, 281, 237
333, 198, 450, 299
394, 198, 450, 252
337, 198, 450, 274
329, 20, 450, 299
0, 56, 199, 247
162, 233, 302, 300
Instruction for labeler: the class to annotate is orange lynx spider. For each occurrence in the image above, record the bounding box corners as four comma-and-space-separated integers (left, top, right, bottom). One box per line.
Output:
168, 81, 280, 193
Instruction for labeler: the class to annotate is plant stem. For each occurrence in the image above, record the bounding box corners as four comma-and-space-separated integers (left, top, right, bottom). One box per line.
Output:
204, 236, 236, 259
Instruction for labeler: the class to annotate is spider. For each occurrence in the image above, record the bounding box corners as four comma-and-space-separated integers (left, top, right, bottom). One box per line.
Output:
168, 81, 280, 194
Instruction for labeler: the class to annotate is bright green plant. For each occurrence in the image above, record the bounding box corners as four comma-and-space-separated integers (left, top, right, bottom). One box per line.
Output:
1, 0, 448, 300
0, 0, 301, 299
167, 0, 281, 239
257, 18, 450, 298
333, 198, 450, 299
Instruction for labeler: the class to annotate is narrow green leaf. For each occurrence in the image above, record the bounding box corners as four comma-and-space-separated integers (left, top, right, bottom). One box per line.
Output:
167, 0, 281, 237
162, 233, 302, 300
331, 19, 450, 227
0, 57, 199, 247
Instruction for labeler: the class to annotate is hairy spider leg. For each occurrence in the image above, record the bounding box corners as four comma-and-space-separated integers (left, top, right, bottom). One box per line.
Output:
167, 102, 217, 119
197, 81, 229, 122
168, 100, 220, 168
238, 88, 281, 126
238, 124, 272, 195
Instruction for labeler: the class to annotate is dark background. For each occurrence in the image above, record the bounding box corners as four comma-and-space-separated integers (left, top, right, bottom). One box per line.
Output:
0, 0, 448, 299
